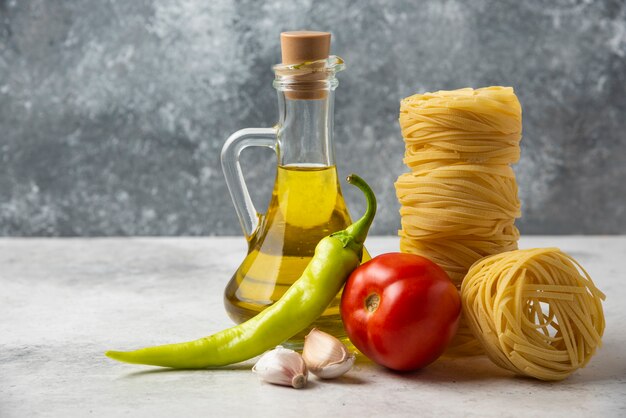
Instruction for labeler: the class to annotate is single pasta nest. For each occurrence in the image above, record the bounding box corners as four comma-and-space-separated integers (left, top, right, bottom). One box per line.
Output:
461, 248, 605, 381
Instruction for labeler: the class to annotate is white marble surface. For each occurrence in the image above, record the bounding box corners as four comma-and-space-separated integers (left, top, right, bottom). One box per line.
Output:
1, 237, 625, 417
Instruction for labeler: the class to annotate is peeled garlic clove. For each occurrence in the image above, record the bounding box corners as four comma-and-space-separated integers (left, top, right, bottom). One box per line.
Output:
252, 346, 308, 389
302, 328, 356, 379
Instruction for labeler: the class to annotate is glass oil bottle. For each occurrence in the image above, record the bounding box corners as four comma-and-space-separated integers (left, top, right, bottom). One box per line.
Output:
221, 31, 369, 348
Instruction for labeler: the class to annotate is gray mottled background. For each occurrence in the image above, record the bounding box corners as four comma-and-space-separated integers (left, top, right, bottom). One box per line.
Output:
1, 0, 625, 236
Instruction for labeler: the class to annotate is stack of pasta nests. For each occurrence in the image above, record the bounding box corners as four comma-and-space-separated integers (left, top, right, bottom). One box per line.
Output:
395, 87, 522, 356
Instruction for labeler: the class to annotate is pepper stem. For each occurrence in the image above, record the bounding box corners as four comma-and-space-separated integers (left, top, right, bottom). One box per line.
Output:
343, 174, 377, 245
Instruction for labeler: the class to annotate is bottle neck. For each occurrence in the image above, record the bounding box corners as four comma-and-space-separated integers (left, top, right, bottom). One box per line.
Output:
276, 91, 335, 167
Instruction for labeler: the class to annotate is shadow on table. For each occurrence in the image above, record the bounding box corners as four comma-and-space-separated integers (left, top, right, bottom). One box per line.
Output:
118, 362, 254, 379
365, 339, 622, 385
392, 355, 514, 383
121, 364, 370, 385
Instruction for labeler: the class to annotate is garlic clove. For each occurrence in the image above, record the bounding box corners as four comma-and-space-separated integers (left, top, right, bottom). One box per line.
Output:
302, 328, 356, 379
252, 346, 308, 389
311, 353, 355, 379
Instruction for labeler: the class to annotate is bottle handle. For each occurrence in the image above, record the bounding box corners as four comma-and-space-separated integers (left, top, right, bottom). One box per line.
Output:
221, 127, 277, 239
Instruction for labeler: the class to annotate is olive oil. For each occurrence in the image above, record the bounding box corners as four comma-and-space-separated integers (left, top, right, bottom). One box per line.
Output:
224, 164, 370, 347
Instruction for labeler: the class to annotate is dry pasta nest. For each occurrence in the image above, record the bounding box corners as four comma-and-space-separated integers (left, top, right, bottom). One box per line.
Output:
461, 248, 605, 381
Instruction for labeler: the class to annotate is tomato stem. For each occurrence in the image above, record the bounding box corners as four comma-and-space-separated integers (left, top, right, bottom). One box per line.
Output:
365, 293, 380, 313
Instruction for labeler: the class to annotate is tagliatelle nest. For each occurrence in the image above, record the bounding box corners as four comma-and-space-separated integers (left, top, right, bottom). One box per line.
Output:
461, 248, 605, 381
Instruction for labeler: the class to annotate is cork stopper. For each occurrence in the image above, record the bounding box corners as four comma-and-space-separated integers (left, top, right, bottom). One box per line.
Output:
279, 31, 331, 100
280, 31, 331, 64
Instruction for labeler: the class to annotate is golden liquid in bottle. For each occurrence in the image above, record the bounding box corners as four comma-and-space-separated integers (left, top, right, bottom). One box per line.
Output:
224, 164, 370, 348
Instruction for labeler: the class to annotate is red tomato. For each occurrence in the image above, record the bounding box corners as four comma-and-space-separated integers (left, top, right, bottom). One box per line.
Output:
340, 253, 461, 371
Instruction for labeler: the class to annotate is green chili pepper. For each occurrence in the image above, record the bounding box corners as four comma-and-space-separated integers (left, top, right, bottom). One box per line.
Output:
105, 174, 376, 369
